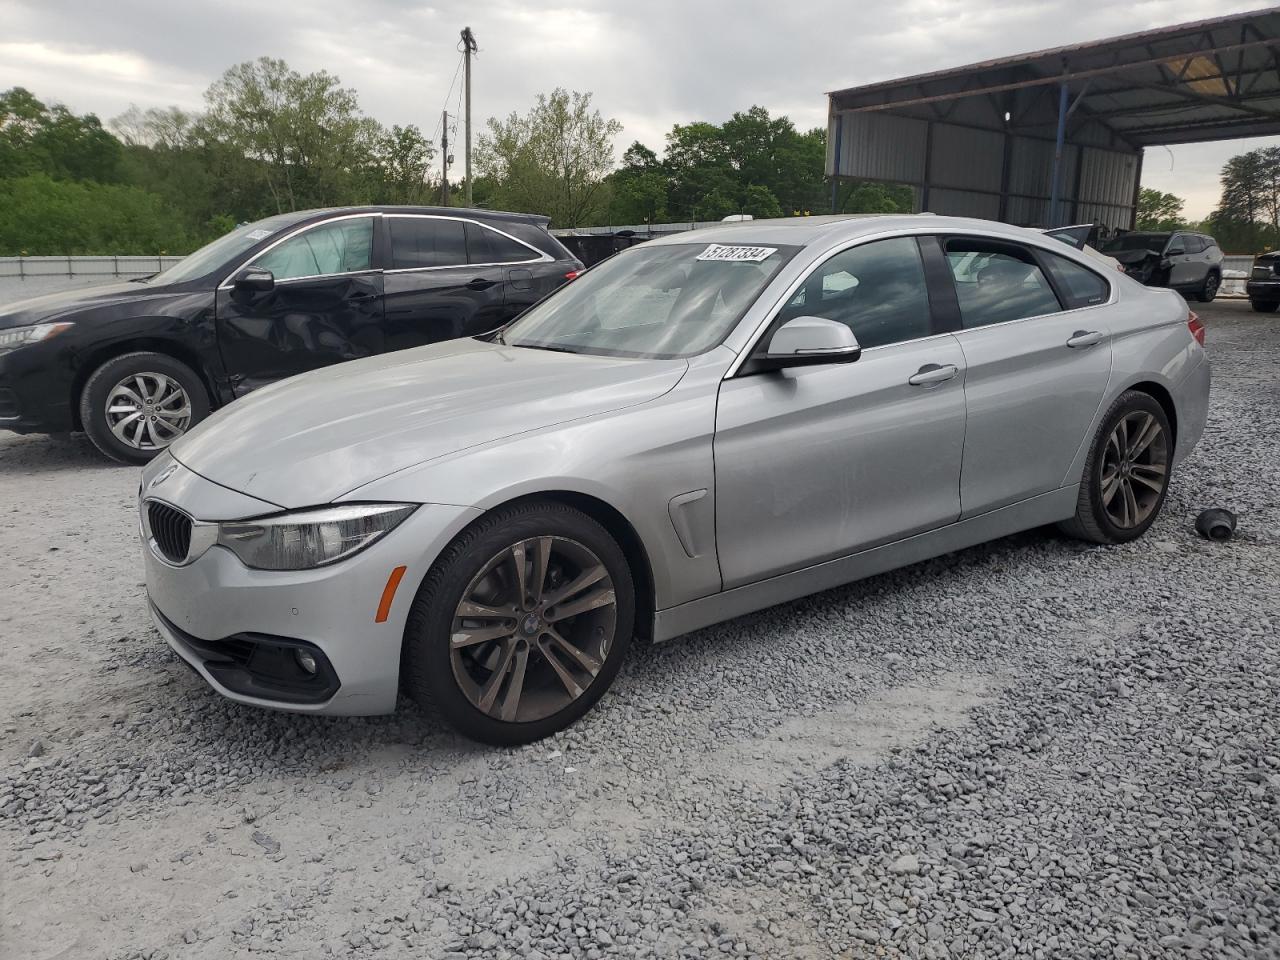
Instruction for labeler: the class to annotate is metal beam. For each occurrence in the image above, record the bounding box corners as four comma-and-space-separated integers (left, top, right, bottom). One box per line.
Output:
1126, 78, 1280, 121
1049, 81, 1070, 228
834, 37, 1280, 114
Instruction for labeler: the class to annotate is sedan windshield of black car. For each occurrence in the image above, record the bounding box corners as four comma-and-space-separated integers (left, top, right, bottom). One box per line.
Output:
149, 214, 300, 284
501, 242, 796, 359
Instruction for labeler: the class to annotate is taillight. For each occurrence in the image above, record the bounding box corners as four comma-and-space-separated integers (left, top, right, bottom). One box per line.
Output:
1187, 311, 1205, 346
564, 271, 580, 281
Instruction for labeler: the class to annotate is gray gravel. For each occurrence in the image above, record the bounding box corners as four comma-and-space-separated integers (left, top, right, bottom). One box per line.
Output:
2, 298, 1277, 959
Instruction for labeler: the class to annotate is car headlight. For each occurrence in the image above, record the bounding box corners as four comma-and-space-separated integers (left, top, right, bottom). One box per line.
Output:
217, 503, 416, 570
0, 321, 74, 353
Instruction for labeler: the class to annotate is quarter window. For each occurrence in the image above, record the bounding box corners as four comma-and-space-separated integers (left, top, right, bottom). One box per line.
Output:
388, 217, 468, 269
944, 239, 1061, 328
780, 237, 932, 349
253, 217, 374, 281
1043, 252, 1110, 309
466, 223, 539, 264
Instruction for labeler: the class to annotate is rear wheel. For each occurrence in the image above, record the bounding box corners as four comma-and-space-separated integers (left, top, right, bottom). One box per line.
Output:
402, 501, 634, 745
1059, 391, 1172, 545
1195, 271, 1220, 303
1250, 299, 1279, 313
79, 352, 210, 464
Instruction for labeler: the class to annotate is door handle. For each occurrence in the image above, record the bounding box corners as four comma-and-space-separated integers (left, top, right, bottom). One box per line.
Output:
348, 291, 379, 303
466, 277, 498, 290
1066, 330, 1104, 348
908, 363, 959, 386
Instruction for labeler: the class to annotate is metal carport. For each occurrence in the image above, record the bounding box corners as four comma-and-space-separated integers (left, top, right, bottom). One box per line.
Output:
826, 8, 1280, 229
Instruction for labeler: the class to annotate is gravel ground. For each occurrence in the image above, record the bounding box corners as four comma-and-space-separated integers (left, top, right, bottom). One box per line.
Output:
2, 298, 1277, 960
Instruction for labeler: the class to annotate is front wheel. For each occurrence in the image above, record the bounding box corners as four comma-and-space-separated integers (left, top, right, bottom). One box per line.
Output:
402, 501, 635, 745
1195, 271, 1220, 303
79, 352, 210, 464
1059, 391, 1172, 545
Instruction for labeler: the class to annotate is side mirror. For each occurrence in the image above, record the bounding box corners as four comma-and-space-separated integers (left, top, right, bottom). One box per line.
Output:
1165, 246, 1184, 257
234, 266, 275, 295
757, 316, 861, 372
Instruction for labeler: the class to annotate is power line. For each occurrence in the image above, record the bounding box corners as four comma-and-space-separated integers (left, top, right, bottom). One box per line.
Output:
430, 52, 465, 144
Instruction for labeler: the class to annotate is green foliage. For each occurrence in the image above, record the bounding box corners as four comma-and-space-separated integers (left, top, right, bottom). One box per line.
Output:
1208, 146, 1280, 254
478, 88, 621, 227
1136, 189, 1186, 231
1, 87, 122, 182
0, 174, 190, 255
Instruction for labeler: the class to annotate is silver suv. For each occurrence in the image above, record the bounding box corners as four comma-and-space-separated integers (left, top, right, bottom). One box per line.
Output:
1100, 231, 1224, 302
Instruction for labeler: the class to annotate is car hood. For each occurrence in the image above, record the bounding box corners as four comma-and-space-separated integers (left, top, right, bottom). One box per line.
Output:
1108, 248, 1161, 265
170, 338, 689, 509
0, 280, 191, 329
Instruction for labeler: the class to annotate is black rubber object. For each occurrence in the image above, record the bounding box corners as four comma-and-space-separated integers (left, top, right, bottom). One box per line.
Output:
1194, 508, 1237, 541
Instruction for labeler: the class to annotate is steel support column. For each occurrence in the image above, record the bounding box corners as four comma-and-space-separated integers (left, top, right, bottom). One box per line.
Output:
1048, 80, 1069, 228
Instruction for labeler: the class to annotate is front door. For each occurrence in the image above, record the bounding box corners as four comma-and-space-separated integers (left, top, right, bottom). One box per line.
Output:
939, 236, 1115, 517
215, 216, 382, 394
1165, 233, 1202, 288
714, 236, 967, 589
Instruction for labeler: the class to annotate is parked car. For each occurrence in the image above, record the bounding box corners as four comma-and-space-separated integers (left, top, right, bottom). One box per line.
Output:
1100, 230, 1223, 302
1245, 251, 1280, 312
0, 207, 582, 463
139, 215, 1210, 744
1042, 224, 1124, 272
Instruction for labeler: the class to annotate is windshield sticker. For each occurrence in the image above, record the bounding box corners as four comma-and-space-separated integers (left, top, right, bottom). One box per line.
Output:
696, 243, 778, 263
246, 229, 272, 241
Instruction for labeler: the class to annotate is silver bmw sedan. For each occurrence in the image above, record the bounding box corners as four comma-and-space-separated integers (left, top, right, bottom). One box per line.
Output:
139, 214, 1210, 744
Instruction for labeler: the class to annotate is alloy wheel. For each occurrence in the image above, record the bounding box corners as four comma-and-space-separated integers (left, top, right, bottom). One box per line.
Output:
450, 536, 617, 723
1100, 410, 1169, 529
105, 373, 193, 450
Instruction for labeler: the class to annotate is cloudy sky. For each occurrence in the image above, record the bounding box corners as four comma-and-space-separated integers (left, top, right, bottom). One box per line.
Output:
1, 0, 1273, 218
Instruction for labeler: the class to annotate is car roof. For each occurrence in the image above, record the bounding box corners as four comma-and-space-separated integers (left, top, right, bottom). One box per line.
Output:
275, 206, 551, 228
642, 214, 1082, 249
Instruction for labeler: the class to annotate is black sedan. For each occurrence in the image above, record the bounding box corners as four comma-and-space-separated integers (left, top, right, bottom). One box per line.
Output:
0, 206, 582, 462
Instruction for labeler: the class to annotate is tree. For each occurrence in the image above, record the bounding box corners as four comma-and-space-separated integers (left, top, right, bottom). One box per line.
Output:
1136, 188, 1186, 231
479, 88, 621, 227
372, 124, 436, 204
0, 87, 122, 182
0, 174, 190, 255
202, 57, 382, 212
1209, 147, 1280, 253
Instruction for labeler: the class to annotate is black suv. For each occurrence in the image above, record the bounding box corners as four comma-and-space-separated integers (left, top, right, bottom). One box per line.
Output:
0, 207, 581, 462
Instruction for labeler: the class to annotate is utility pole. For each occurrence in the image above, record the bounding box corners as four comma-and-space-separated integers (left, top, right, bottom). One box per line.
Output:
461, 27, 477, 207
441, 110, 450, 206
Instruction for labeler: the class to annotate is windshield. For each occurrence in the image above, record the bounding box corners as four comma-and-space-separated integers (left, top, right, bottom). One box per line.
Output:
501, 241, 798, 359
150, 214, 301, 284
1103, 233, 1169, 254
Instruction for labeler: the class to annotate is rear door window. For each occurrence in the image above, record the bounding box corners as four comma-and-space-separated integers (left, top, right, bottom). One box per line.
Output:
388, 217, 468, 269
1042, 251, 1110, 309
465, 222, 540, 264
944, 238, 1062, 328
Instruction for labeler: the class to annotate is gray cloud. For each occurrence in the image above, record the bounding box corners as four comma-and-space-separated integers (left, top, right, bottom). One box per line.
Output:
0, 0, 1271, 217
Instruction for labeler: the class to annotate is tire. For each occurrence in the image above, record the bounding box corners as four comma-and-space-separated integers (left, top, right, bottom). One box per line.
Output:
1194, 271, 1220, 303
1059, 390, 1173, 545
1250, 299, 1279, 313
402, 500, 635, 745
79, 352, 210, 465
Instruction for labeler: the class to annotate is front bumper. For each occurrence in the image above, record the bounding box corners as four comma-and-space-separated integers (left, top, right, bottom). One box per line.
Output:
0, 342, 76, 434
141, 462, 481, 715
1246, 279, 1280, 301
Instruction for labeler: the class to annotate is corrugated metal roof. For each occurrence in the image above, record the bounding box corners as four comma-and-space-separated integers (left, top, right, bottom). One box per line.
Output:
829, 8, 1280, 147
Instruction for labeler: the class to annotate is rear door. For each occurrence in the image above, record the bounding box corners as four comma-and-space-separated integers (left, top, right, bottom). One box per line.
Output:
215, 215, 383, 394
382, 215, 508, 346
464, 220, 554, 322
939, 236, 1114, 517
